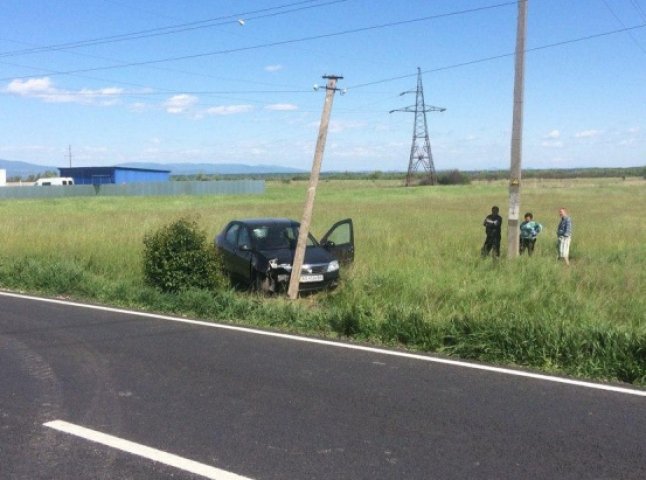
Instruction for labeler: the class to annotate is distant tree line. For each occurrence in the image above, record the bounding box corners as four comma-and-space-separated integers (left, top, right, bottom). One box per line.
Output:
170, 166, 645, 184
466, 166, 645, 181
7, 170, 59, 183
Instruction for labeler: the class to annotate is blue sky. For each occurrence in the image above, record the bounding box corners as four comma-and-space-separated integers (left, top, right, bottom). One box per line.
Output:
1, 0, 644, 172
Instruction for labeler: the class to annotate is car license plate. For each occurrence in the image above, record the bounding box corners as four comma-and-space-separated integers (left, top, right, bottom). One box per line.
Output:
300, 274, 324, 283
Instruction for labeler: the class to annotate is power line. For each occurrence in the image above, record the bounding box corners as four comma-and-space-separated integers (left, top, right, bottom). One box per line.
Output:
4, 22, 644, 100
0, 0, 346, 58
629, 0, 646, 22
4, 22, 644, 105
1, 0, 371, 94
0, 85, 311, 97
0, 51, 307, 92
3, 11, 643, 108
601, 0, 646, 54
0, 2, 517, 81
347, 23, 646, 89
0, 1, 341, 92
0, 1, 368, 94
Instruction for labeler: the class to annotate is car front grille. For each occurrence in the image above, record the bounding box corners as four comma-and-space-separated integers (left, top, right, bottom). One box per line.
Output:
301, 263, 328, 274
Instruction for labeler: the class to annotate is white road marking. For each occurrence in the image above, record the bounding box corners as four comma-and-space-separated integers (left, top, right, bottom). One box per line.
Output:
43, 420, 253, 480
3, 290, 645, 398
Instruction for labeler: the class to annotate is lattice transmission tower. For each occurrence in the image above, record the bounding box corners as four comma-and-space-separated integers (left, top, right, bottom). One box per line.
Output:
390, 67, 445, 186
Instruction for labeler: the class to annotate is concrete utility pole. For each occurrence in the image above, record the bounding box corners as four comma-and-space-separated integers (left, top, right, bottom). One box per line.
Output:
507, 0, 528, 259
68, 145, 73, 168
287, 75, 343, 300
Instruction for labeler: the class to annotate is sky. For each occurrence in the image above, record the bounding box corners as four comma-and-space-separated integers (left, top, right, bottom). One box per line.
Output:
1, 0, 644, 172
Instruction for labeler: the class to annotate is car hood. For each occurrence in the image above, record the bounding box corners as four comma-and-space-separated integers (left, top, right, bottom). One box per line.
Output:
258, 246, 334, 265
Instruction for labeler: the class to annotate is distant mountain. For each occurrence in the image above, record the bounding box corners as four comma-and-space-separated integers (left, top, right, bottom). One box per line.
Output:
0, 159, 305, 178
0, 159, 57, 178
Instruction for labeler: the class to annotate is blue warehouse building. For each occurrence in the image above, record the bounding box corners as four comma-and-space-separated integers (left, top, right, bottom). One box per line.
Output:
58, 166, 171, 185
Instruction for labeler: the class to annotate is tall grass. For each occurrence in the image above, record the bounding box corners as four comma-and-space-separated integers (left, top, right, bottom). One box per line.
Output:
0, 178, 644, 384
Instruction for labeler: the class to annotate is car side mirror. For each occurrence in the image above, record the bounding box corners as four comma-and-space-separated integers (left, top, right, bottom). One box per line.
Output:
323, 240, 335, 248
238, 244, 252, 251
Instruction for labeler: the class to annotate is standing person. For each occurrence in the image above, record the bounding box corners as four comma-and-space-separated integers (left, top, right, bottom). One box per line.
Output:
556, 207, 572, 265
481, 206, 503, 258
519, 212, 542, 255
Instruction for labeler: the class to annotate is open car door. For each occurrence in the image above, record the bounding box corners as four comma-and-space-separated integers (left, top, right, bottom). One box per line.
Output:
320, 218, 354, 264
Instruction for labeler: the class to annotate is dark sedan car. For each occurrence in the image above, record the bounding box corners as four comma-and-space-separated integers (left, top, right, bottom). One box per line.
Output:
215, 218, 354, 293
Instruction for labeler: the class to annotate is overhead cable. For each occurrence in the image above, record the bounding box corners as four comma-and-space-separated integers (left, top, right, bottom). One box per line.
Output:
347, 23, 646, 89
0, 2, 517, 81
0, 0, 345, 57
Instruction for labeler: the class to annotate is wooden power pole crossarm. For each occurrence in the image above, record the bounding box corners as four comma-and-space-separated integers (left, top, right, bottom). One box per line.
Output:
287, 75, 342, 300
507, 0, 528, 259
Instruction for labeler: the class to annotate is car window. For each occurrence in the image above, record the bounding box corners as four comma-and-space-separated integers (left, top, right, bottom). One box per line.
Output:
250, 224, 316, 250
287, 226, 317, 247
237, 226, 250, 248
325, 222, 351, 245
252, 225, 289, 250
251, 226, 268, 243
225, 224, 240, 245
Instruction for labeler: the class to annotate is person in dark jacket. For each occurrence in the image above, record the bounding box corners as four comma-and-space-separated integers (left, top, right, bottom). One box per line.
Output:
481, 206, 503, 258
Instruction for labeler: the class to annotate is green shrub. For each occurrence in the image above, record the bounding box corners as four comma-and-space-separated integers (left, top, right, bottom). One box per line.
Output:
142, 218, 226, 293
437, 170, 471, 185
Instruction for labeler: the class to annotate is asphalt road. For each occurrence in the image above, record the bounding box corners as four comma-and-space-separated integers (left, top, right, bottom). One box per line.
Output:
1, 292, 644, 479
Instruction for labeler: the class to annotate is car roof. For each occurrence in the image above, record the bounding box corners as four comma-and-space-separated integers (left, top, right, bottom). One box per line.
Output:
234, 218, 299, 227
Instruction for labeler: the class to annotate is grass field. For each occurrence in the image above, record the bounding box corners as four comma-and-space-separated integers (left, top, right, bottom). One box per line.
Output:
1, 177, 644, 384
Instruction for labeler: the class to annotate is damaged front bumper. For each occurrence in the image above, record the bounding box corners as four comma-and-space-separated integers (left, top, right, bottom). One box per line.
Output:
259, 258, 339, 293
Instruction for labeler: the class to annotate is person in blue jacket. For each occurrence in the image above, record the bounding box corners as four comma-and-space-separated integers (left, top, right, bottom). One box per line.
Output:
519, 212, 542, 255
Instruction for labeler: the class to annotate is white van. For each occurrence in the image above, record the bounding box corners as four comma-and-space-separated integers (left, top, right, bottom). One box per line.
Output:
34, 177, 75, 186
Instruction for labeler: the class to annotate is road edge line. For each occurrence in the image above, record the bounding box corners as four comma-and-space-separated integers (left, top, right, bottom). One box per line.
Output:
3, 290, 645, 398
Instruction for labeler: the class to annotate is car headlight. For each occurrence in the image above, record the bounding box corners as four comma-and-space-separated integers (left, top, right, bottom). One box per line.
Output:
326, 260, 339, 272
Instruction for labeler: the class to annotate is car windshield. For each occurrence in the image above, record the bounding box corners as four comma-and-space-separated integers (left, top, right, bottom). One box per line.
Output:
251, 224, 317, 250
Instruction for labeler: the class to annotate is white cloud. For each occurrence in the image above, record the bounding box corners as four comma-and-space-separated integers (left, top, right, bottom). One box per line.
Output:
627, 127, 640, 134
164, 94, 198, 114
541, 140, 563, 148
265, 103, 298, 111
5, 77, 123, 105
206, 104, 253, 116
264, 64, 283, 72
575, 129, 602, 139
6, 77, 52, 95
545, 129, 560, 139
